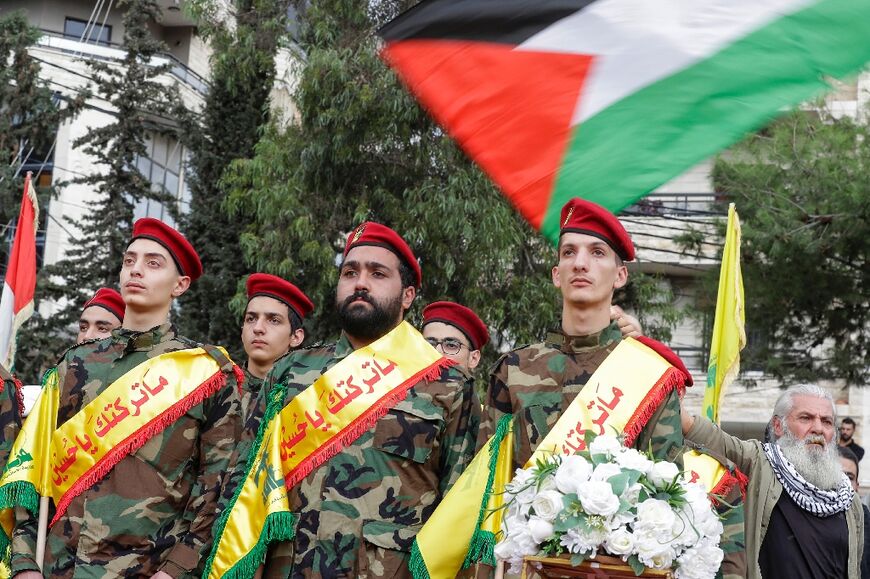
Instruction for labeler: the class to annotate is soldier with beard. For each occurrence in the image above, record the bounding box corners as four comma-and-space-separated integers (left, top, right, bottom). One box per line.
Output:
682, 384, 864, 579
249, 222, 481, 578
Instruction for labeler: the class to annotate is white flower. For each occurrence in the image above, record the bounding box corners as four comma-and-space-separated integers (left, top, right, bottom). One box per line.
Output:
577, 480, 620, 516
560, 525, 608, 556
554, 454, 592, 494
589, 435, 623, 457
647, 461, 680, 487
675, 537, 724, 579
531, 489, 564, 522
591, 462, 623, 482
623, 483, 644, 506
614, 448, 654, 475
604, 527, 635, 557
634, 530, 676, 569
635, 499, 677, 534
528, 516, 555, 543
493, 539, 525, 575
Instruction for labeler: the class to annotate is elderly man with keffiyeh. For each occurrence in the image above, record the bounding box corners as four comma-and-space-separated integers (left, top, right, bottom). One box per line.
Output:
682, 384, 864, 578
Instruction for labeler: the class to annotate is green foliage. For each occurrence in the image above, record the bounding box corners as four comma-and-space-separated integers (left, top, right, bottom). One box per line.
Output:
713, 109, 869, 385
16, 0, 184, 380
178, 0, 290, 355
225, 0, 677, 373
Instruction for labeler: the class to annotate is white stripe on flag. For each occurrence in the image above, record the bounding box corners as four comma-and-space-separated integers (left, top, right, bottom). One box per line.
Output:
516, 0, 813, 123
0, 283, 16, 367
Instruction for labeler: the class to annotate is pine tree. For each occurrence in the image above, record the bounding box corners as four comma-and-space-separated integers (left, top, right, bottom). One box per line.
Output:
16, 0, 185, 379
179, 0, 289, 355
713, 108, 869, 385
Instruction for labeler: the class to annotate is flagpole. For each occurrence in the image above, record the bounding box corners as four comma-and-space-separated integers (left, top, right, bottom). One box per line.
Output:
35, 495, 49, 568
494, 561, 505, 579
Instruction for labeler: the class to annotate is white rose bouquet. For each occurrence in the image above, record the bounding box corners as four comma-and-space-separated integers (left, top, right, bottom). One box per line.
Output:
494, 434, 724, 579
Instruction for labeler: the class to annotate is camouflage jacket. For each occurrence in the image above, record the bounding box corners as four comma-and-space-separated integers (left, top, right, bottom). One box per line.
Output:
11, 324, 242, 579
485, 322, 683, 468
254, 332, 481, 578
240, 366, 265, 428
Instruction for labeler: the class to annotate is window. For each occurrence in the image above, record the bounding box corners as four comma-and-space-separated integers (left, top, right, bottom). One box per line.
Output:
63, 17, 112, 45
133, 134, 189, 227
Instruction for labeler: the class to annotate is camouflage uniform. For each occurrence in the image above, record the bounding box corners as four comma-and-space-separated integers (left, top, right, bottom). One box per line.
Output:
486, 322, 746, 578
255, 333, 481, 578
240, 367, 265, 428
486, 322, 683, 466
0, 364, 24, 469
11, 324, 242, 578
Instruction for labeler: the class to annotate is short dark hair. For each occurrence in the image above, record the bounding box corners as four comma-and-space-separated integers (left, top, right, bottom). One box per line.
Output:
397, 259, 416, 290
841, 417, 857, 427
838, 446, 860, 476
289, 309, 303, 333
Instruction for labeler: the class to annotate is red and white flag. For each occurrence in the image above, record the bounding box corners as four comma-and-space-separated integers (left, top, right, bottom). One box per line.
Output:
0, 172, 39, 369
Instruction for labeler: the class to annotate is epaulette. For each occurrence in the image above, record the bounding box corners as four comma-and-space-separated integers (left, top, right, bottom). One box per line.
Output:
487, 343, 531, 375
634, 336, 693, 386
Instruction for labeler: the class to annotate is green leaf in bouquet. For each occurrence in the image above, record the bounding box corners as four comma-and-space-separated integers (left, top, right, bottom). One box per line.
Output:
570, 552, 589, 567
554, 510, 585, 533
541, 537, 565, 556
627, 555, 646, 576
607, 469, 642, 496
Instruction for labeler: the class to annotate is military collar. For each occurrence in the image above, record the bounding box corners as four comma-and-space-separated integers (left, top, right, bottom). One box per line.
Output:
545, 320, 622, 354
111, 322, 176, 353
334, 332, 355, 359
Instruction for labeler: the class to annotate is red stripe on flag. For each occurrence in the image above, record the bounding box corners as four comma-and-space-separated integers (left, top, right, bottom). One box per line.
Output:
6, 176, 38, 315
382, 39, 594, 230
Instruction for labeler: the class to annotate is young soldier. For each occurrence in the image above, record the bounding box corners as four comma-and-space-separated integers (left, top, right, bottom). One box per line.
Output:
485, 198, 746, 578
240, 273, 313, 421
485, 197, 686, 465
76, 287, 125, 343
421, 301, 488, 372
214, 222, 481, 578
10, 218, 243, 578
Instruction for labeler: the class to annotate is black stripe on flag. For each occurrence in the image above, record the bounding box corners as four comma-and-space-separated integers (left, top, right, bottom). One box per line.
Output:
379, 0, 597, 45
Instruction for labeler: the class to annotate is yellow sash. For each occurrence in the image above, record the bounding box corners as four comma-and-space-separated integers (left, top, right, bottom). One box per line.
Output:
205, 321, 450, 579
527, 337, 682, 466
527, 337, 730, 493
0, 349, 232, 525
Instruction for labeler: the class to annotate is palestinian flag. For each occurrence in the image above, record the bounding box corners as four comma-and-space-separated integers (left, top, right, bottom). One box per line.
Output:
379, 0, 870, 243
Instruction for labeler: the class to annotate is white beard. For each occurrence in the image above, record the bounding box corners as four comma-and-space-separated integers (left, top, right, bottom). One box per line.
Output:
777, 427, 843, 490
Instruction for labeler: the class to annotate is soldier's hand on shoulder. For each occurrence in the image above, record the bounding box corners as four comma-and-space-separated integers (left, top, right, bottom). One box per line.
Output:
611, 306, 643, 338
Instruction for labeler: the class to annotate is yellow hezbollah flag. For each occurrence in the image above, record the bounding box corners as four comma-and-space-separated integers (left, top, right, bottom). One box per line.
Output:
0, 368, 60, 513
410, 415, 514, 579
703, 203, 745, 424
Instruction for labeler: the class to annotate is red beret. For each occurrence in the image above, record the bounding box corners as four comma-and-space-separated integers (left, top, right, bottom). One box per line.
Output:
423, 301, 489, 350
83, 287, 125, 322
246, 273, 314, 320
636, 336, 693, 387
343, 222, 422, 288
130, 218, 203, 281
559, 198, 635, 261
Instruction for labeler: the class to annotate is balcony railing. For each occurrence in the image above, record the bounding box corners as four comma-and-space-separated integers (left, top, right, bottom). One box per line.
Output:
36, 29, 209, 96
621, 192, 725, 218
